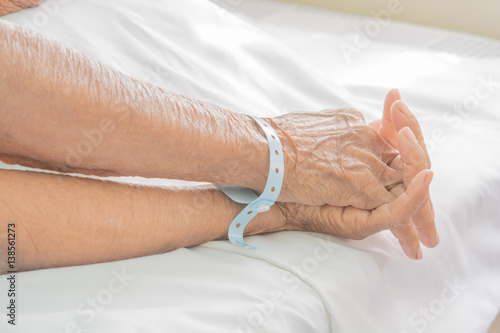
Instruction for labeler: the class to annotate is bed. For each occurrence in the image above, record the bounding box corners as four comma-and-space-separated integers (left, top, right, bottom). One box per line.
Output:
1, 0, 499, 332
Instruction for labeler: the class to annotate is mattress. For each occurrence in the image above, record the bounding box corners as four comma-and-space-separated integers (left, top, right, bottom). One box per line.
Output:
1, 0, 499, 332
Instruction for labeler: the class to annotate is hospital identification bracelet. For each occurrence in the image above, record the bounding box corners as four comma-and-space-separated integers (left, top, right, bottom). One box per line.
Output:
214, 115, 284, 248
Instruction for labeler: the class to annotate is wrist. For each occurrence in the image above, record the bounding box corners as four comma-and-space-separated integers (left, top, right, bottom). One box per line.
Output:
234, 115, 297, 201
229, 113, 269, 192
261, 117, 298, 202
226, 197, 287, 236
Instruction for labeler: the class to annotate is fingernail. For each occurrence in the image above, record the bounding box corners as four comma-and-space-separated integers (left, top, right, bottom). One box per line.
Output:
435, 232, 440, 246
401, 127, 414, 142
397, 102, 411, 116
394, 89, 401, 100
416, 246, 423, 260
423, 170, 434, 186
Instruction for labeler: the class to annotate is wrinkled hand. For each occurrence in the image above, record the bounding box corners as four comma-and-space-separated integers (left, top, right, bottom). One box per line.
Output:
276, 168, 432, 259
273, 90, 438, 260
275, 106, 434, 259
0, 0, 43, 16
270, 108, 402, 210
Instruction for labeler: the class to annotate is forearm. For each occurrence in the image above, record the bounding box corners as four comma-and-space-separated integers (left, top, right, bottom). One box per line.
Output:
0, 0, 42, 16
0, 169, 285, 273
0, 21, 268, 189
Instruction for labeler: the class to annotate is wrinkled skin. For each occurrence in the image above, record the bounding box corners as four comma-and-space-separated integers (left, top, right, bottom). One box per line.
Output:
278, 169, 432, 259
270, 108, 401, 210
0, 0, 43, 15
275, 90, 438, 260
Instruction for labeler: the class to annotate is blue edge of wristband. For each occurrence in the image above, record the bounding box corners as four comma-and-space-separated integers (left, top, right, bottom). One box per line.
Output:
214, 115, 285, 249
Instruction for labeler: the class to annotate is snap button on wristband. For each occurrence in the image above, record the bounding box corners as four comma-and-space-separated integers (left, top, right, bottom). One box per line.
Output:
214, 115, 284, 248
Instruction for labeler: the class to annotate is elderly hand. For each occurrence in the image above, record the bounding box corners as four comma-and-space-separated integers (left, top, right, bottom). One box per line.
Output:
0, 0, 43, 15
277, 169, 432, 259
271, 90, 438, 259
276, 118, 433, 259
270, 107, 401, 210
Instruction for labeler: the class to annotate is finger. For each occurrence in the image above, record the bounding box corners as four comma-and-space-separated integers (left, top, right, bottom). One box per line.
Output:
367, 127, 400, 165
369, 119, 382, 131
398, 127, 427, 187
389, 155, 404, 171
367, 151, 403, 188
378, 165, 403, 191
378, 89, 401, 148
355, 141, 402, 187
339, 145, 401, 209
391, 224, 422, 260
389, 184, 422, 260
346, 151, 401, 209
365, 169, 433, 234
312, 170, 431, 248
427, 199, 438, 243
412, 199, 439, 248
391, 101, 431, 168
354, 175, 396, 210
398, 127, 439, 248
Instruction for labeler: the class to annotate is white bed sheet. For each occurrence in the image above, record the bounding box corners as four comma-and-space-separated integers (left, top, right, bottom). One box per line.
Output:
1, 0, 499, 332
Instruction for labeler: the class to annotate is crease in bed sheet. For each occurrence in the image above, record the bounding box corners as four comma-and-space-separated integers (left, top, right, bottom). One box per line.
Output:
1, 0, 500, 332
200, 233, 339, 324
0, 246, 330, 333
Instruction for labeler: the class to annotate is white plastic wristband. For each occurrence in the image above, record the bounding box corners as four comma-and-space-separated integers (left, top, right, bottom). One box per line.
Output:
214, 115, 285, 248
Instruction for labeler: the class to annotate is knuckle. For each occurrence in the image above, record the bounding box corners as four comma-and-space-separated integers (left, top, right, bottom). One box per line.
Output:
326, 108, 366, 124
408, 149, 427, 166
403, 145, 426, 167
343, 108, 366, 122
